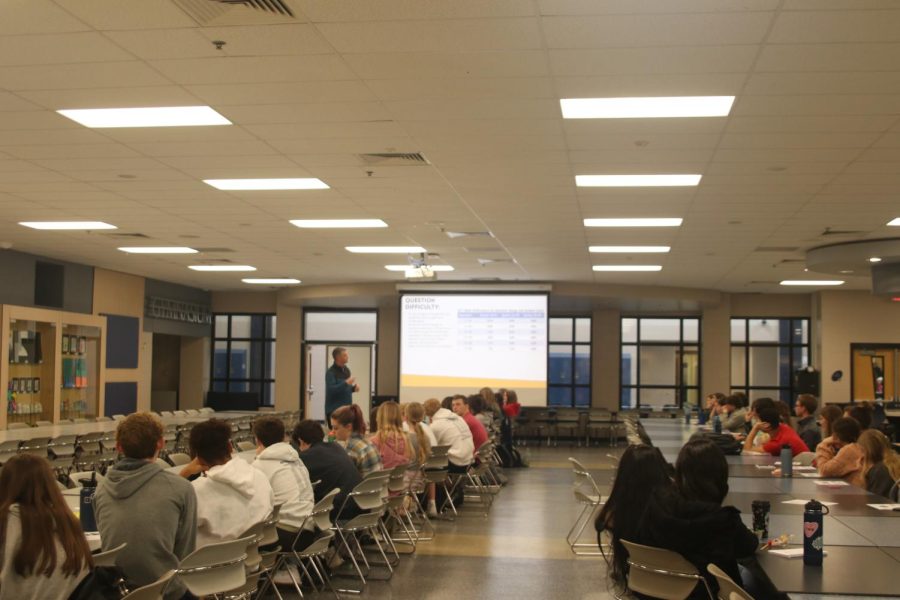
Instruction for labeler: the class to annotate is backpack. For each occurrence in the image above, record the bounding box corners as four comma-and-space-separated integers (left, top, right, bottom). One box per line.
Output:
495, 444, 527, 468
68, 566, 127, 600
701, 432, 743, 455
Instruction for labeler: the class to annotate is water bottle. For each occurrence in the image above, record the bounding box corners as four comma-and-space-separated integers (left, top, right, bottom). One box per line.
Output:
803, 499, 828, 566
780, 445, 793, 478
79, 472, 98, 532
713, 414, 722, 434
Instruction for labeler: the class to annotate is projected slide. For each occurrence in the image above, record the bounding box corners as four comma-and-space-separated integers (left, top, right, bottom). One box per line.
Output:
400, 294, 548, 405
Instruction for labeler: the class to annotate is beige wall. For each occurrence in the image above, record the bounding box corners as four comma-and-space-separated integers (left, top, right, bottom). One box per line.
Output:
211, 291, 277, 314
702, 296, 731, 396
376, 296, 400, 396
179, 336, 208, 410
818, 291, 900, 404
592, 308, 620, 410
274, 301, 301, 412
92, 269, 151, 411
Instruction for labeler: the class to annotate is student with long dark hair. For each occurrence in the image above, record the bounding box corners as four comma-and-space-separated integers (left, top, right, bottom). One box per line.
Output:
637, 438, 759, 599
331, 404, 382, 476
594, 445, 673, 589
0, 454, 92, 599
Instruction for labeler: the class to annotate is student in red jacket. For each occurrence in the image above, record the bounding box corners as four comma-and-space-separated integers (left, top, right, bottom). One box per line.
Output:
743, 405, 809, 457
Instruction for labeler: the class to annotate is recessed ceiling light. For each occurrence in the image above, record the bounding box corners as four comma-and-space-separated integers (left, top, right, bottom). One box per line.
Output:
385, 265, 454, 272
576, 174, 701, 187
19, 221, 117, 230
346, 246, 426, 254
593, 265, 662, 272
204, 178, 329, 190
887, 218, 900, 226
560, 96, 734, 119
242, 278, 301, 285
589, 246, 671, 253
869, 257, 883, 263
779, 280, 844, 286
188, 265, 256, 272
584, 218, 683, 228
839, 270, 854, 274
57, 106, 230, 128
290, 219, 387, 228
118, 247, 198, 254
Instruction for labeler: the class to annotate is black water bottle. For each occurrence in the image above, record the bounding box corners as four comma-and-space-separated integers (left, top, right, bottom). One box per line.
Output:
79, 471, 98, 532
803, 499, 828, 566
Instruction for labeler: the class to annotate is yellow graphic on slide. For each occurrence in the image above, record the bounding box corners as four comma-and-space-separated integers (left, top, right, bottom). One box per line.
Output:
401, 374, 545, 389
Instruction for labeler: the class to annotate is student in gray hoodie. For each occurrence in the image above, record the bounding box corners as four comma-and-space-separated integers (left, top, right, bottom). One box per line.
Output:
93, 413, 197, 600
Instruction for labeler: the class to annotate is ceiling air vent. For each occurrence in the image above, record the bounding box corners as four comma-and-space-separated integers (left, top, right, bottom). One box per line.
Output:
755, 246, 799, 252
213, 0, 294, 15
445, 230, 493, 240
173, 0, 298, 25
478, 258, 515, 265
101, 232, 150, 239
821, 228, 864, 236
465, 246, 505, 253
358, 153, 429, 166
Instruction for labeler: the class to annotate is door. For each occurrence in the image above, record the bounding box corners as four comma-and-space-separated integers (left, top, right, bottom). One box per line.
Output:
304, 344, 374, 422
852, 346, 897, 402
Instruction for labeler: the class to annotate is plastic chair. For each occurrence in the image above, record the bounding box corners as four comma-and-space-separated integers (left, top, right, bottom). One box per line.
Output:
295, 531, 341, 599
93, 542, 127, 567
621, 540, 714, 600
333, 473, 393, 586
567, 458, 606, 556
167, 453, 191, 466
706, 563, 752, 600
176, 535, 253, 597
236, 440, 256, 452
121, 570, 175, 600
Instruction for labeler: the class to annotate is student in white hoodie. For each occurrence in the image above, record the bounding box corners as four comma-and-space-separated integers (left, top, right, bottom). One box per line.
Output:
423, 398, 474, 472
252, 417, 316, 552
180, 419, 274, 547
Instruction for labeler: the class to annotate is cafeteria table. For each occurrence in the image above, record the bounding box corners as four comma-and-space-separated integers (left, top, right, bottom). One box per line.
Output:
641, 418, 900, 597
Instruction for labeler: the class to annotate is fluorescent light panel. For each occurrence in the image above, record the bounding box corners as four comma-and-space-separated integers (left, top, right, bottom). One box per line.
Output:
385, 265, 454, 272
589, 246, 670, 253
576, 174, 701, 187
204, 178, 328, 190
779, 280, 844, 286
290, 219, 387, 228
19, 221, 116, 230
561, 96, 734, 119
188, 265, 256, 272
57, 106, 230, 128
584, 218, 682, 227
346, 246, 426, 254
119, 247, 197, 254
242, 278, 301, 285
888, 218, 900, 226
593, 265, 662, 272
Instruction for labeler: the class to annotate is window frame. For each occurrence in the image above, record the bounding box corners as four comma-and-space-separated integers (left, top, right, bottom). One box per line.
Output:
211, 313, 277, 407
729, 316, 811, 404
547, 316, 592, 408
620, 316, 702, 410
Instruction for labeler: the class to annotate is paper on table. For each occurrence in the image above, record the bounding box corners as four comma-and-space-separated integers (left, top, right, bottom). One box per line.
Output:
782, 499, 836, 506
814, 480, 849, 487
799, 472, 822, 478
755, 465, 776, 470
774, 461, 801, 466
770, 548, 828, 559
794, 466, 817, 472
867, 503, 900, 511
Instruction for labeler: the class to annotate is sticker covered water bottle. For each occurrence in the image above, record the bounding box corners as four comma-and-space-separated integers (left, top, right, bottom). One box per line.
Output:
803, 498, 829, 566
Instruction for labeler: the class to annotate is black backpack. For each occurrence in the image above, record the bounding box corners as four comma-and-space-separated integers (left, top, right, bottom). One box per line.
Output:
700, 432, 743, 455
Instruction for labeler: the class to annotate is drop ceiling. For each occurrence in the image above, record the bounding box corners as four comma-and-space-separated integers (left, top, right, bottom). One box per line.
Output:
0, 0, 898, 292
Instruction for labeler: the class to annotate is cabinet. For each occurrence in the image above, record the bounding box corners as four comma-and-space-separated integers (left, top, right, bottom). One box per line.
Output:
1, 305, 106, 429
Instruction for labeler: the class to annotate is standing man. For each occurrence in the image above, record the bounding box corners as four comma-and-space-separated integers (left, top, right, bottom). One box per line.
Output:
325, 346, 358, 423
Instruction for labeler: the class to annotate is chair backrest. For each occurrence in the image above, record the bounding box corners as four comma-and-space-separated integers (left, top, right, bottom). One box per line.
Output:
621, 540, 707, 600
296, 531, 335, 558
568, 457, 603, 500
259, 504, 281, 546
178, 535, 252, 596
93, 542, 127, 567
347, 474, 389, 511
387, 463, 408, 493
308, 488, 340, 532
429, 444, 451, 458
236, 441, 256, 452
237, 521, 264, 571
706, 563, 752, 600
121, 570, 175, 600
168, 453, 191, 466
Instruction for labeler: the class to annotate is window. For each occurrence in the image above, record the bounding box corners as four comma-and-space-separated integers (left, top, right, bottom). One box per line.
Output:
730, 318, 810, 404
211, 314, 276, 406
620, 317, 700, 411
548, 317, 591, 407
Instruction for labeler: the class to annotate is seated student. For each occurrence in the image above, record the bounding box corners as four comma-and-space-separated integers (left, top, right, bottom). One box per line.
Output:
423, 398, 474, 473
817, 404, 843, 440
858, 429, 900, 499
845, 402, 874, 430
720, 395, 748, 434
794, 394, 821, 451
594, 445, 674, 591
0, 454, 92, 600
467, 394, 493, 437
370, 401, 414, 469
702, 392, 726, 424
452, 395, 488, 451
292, 420, 362, 520
403, 402, 437, 515
637, 438, 759, 599
180, 419, 274, 547
252, 417, 316, 553
815, 417, 864, 486
94, 412, 197, 600
502, 389, 522, 419
743, 404, 809, 457
330, 405, 382, 476
743, 396, 776, 439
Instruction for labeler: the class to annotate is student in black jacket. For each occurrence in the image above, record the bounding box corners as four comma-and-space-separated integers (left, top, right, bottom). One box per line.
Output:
636, 437, 760, 599
291, 420, 363, 521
